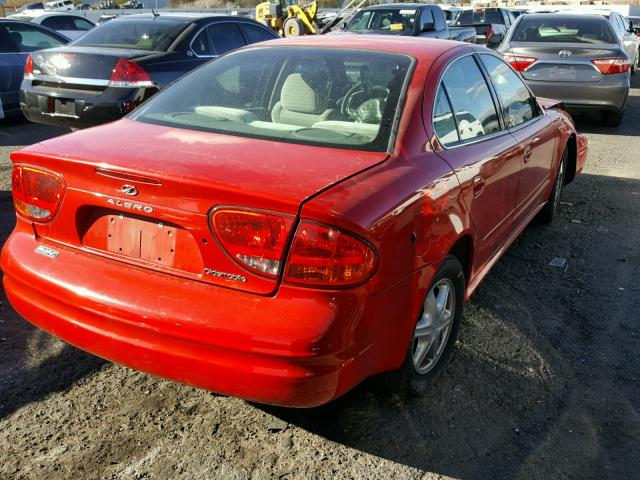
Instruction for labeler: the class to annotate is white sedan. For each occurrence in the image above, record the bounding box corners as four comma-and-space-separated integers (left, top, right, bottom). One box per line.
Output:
9, 12, 94, 40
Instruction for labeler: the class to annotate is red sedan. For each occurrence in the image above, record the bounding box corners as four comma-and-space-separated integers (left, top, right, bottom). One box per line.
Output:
2, 36, 587, 407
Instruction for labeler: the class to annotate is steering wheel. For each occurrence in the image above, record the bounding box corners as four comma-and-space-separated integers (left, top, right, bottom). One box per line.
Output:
340, 84, 390, 119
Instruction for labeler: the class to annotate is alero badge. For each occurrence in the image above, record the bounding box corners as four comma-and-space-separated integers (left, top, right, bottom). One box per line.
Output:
107, 198, 154, 213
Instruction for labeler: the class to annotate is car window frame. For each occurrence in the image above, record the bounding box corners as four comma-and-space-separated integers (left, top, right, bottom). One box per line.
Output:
189, 20, 251, 59
430, 52, 510, 150
477, 52, 543, 133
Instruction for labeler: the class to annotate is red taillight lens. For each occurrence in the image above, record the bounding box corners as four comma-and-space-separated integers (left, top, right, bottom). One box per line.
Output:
12, 165, 65, 222
591, 58, 631, 75
501, 54, 538, 72
109, 58, 154, 87
210, 209, 295, 277
24, 54, 34, 80
284, 220, 377, 287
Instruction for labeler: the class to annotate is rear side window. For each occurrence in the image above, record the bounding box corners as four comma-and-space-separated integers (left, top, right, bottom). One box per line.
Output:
74, 19, 187, 51
511, 16, 617, 43
441, 56, 500, 141
208, 23, 246, 55
432, 86, 459, 146
3, 22, 65, 52
480, 54, 536, 128
240, 24, 276, 44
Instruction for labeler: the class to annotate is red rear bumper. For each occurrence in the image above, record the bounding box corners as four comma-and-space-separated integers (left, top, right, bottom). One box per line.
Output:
2, 228, 428, 407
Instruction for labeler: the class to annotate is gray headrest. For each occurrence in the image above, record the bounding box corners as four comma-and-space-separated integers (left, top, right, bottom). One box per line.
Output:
280, 73, 328, 115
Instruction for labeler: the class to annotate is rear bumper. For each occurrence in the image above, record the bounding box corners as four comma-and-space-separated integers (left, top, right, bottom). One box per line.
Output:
526, 73, 630, 113
19, 82, 157, 129
1, 227, 428, 407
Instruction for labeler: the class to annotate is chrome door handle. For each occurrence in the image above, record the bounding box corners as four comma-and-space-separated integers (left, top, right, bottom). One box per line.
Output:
524, 146, 533, 163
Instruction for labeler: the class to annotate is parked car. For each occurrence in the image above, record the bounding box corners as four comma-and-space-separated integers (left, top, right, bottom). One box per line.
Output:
0, 19, 68, 118
20, 13, 279, 129
9, 13, 95, 40
342, 3, 476, 44
561, 9, 640, 73
498, 13, 632, 126
45, 0, 75, 11
455, 7, 516, 48
2, 36, 587, 407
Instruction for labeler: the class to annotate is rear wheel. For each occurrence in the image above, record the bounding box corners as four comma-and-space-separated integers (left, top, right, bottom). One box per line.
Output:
539, 145, 568, 224
603, 109, 624, 127
283, 17, 304, 37
375, 255, 465, 396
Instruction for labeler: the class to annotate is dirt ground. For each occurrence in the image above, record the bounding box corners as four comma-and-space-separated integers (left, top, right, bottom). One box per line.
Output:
0, 75, 639, 480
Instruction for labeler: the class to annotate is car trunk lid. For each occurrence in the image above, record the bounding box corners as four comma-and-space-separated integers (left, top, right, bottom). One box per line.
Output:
13, 119, 389, 294
508, 43, 622, 83
29, 46, 162, 91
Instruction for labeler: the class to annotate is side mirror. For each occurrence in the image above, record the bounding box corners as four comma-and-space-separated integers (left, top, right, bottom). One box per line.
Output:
421, 22, 435, 32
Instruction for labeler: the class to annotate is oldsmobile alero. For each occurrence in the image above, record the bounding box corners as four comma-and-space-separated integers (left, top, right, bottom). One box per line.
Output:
1, 36, 588, 407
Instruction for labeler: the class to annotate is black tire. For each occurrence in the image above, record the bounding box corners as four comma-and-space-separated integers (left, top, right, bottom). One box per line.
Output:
538, 145, 568, 225
283, 18, 304, 37
603, 110, 624, 127
375, 255, 465, 396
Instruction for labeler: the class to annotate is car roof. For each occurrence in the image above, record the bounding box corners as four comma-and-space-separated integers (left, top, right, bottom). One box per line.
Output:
560, 9, 615, 17
118, 12, 229, 22
363, 3, 428, 10
257, 34, 465, 59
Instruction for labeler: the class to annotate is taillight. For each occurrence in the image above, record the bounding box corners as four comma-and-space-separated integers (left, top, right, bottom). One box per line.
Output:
210, 208, 295, 277
284, 220, 377, 287
109, 58, 154, 88
24, 54, 34, 80
502, 54, 538, 72
12, 165, 65, 222
591, 58, 631, 75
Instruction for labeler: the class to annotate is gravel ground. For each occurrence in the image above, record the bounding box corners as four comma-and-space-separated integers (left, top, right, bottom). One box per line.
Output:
0, 75, 639, 480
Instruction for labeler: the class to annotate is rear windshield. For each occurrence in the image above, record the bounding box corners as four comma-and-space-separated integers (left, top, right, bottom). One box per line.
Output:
456, 9, 504, 25
73, 18, 188, 50
132, 47, 414, 152
512, 16, 617, 43
346, 8, 418, 34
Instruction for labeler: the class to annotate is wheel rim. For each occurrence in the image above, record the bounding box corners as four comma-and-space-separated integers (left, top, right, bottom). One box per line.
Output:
553, 155, 566, 211
412, 278, 456, 374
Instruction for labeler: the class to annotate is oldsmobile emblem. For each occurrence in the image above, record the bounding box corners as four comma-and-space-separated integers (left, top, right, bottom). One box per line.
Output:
107, 198, 153, 213
120, 184, 138, 196
204, 268, 247, 282
558, 50, 572, 57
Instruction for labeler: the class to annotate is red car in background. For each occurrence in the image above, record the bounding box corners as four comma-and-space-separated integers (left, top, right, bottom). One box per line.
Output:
1, 36, 587, 407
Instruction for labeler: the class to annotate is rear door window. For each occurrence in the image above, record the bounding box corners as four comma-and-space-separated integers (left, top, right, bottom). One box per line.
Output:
441, 55, 500, 141
3, 22, 65, 52
208, 23, 246, 55
239, 23, 275, 44
480, 54, 537, 128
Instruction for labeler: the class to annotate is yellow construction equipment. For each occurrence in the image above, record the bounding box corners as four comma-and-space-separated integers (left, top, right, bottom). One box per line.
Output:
255, 0, 319, 37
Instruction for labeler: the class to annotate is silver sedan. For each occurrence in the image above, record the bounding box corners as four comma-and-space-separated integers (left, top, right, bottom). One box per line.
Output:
497, 13, 632, 126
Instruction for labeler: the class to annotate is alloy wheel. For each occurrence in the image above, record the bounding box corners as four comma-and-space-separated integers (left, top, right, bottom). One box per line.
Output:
412, 278, 456, 374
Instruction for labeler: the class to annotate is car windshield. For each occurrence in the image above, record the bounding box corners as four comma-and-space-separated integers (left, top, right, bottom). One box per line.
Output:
132, 47, 413, 152
346, 8, 418, 34
73, 18, 187, 50
512, 16, 617, 43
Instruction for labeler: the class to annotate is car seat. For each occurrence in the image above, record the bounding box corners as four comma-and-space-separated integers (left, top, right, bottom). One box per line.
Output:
271, 72, 335, 127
